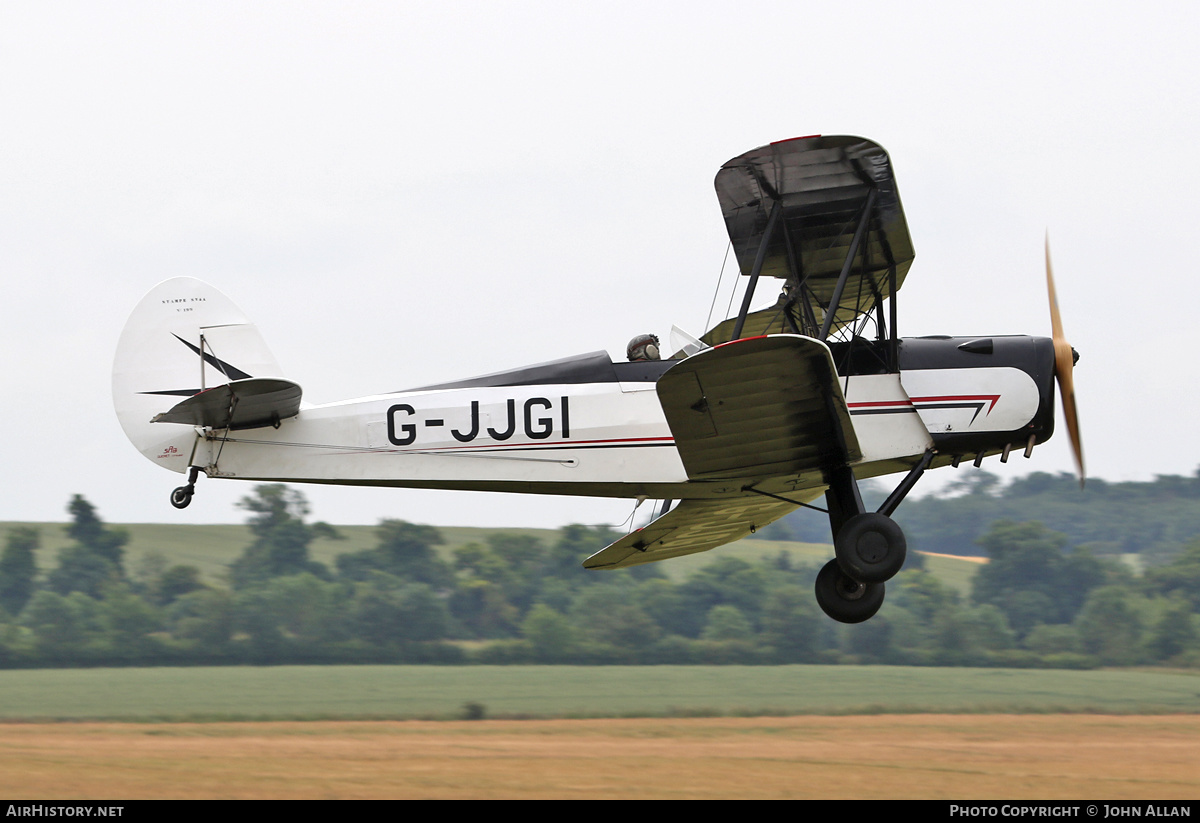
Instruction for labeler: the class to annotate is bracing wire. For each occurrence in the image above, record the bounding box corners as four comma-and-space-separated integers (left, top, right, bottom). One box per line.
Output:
705, 241, 733, 333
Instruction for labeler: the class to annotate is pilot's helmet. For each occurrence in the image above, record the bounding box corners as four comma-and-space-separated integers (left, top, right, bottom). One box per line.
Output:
627, 333, 661, 362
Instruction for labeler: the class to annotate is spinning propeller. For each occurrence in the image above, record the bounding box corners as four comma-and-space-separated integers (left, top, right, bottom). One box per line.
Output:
1045, 236, 1085, 487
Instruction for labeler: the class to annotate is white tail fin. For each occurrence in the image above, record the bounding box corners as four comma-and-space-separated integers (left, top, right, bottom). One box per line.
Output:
112, 278, 286, 473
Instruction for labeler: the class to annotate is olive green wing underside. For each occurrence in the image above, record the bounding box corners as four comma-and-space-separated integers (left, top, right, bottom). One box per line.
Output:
582, 494, 814, 569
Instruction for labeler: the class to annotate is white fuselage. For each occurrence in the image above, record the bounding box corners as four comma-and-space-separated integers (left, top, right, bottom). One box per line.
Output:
167, 359, 1042, 499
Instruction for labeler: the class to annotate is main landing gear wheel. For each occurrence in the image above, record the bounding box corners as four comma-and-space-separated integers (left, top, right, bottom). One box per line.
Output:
834, 512, 906, 584
814, 559, 885, 624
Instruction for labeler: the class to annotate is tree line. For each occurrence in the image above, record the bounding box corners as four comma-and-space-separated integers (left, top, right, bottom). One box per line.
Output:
754, 468, 1200, 564
0, 483, 1197, 668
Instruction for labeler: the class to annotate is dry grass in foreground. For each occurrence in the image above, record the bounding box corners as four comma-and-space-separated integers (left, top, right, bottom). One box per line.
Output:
2, 714, 1197, 800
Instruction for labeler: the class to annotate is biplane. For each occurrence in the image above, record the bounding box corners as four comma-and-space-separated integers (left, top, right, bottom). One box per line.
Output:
113, 135, 1083, 623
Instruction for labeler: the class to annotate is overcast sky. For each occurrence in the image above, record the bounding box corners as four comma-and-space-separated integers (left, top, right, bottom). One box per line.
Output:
2, 1, 1197, 529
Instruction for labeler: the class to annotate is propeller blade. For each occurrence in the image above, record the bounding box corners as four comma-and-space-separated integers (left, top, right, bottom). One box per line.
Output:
1046, 236, 1085, 486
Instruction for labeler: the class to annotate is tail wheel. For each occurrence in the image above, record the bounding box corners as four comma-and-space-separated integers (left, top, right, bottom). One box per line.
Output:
815, 559, 885, 624
834, 512, 906, 583
170, 485, 194, 509
169, 467, 200, 510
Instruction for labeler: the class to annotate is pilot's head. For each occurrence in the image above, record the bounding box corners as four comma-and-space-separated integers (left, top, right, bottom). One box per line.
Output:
627, 333, 661, 362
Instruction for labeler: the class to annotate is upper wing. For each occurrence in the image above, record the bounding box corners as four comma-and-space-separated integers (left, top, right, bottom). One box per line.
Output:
657, 334, 860, 481
582, 493, 816, 569
713, 135, 914, 340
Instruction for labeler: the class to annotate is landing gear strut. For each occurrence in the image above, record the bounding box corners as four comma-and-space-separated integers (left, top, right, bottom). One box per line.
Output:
170, 467, 201, 510
815, 458, 926, 623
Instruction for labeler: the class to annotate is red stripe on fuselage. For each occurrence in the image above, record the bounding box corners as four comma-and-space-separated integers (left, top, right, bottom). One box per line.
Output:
381, 435, 677, 456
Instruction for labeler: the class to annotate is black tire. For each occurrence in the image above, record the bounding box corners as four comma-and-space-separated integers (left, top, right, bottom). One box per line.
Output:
170, 486, 193, 509
834, 512, 906, 584
814, 558, 885, 623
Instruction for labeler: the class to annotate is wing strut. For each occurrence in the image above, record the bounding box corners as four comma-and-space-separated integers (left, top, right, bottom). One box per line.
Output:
818, 187, 878, 341
723, 181, 887, 347
731, 200, 782, 341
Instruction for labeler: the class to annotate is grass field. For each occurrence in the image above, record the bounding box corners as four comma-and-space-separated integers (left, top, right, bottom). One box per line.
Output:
0, 665, 1196, 721
3, 715, 1197, 799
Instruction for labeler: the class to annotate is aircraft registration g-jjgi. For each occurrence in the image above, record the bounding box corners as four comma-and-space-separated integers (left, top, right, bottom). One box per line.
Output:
114, 134, 1083, 623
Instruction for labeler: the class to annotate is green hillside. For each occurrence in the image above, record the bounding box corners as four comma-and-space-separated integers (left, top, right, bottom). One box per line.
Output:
0, 520, 980, 589
1, 521, 560, 585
